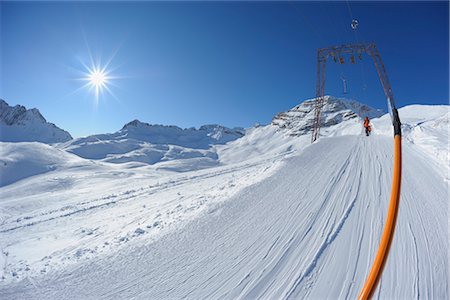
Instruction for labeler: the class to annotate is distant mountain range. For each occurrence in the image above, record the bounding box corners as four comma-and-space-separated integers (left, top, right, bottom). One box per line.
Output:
1, 96, 448, 188
0, 96, 385, 167
60, 120, 245, 165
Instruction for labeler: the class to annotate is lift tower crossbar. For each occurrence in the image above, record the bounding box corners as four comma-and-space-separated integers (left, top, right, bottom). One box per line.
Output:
311, 42, 397, 143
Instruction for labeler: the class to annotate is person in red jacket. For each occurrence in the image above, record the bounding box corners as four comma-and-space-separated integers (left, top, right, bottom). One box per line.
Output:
363, 116, 372, 136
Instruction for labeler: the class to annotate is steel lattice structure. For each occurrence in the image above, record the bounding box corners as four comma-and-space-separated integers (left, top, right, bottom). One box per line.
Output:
311, 42, 399, 143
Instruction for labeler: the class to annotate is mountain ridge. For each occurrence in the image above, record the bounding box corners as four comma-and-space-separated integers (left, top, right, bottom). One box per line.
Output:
2, 97, 446, 169
0, 99, 72, 143
272, 96, 385, 136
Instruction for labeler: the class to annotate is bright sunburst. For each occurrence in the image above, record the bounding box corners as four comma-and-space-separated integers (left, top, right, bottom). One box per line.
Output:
79, 62, 116, 107
69, 42, 122, 108
89, 69, 107, 88
87, 67, 110, 100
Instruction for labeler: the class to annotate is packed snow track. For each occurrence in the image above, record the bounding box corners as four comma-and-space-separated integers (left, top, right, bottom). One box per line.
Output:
1, 135, 448, 299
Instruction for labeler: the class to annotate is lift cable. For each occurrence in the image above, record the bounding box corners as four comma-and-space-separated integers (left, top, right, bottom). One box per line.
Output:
345, 0, 369, 117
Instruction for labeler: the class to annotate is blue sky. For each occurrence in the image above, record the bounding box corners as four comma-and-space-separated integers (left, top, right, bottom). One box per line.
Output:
1, 1, 448, 137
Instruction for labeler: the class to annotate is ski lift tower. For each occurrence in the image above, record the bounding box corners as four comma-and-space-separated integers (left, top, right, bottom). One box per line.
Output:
311, 42, 399, 143
310, 42, 403, 300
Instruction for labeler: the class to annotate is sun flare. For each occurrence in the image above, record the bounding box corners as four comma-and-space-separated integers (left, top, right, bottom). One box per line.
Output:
88, 69, 108, 88
72, 45, 122, 107
80, 63, 115, 106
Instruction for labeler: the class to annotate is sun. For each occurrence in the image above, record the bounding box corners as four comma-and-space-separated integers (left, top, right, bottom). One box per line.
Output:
80, 63, 115, 106
88, 69, 108, 88
86, 67, 110, 99
71, 45, 122, 107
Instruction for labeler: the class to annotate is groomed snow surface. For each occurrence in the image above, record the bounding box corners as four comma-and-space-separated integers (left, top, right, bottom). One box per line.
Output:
0, 102, 449, 299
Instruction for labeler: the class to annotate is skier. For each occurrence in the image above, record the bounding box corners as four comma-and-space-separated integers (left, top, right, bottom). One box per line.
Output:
363, 116, 372, 136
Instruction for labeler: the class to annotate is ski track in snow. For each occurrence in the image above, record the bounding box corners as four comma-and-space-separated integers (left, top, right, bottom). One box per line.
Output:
0, 135, 447, 299
0, 159, 274, 234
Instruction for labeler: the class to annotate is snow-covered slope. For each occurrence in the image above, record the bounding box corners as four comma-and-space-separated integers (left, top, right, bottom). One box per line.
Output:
61, 120, 244, 167
0, 142, 91, 187
0, 134, 447, 299
371, 105, 449, 168
0, 98, 448, 299
0, 100, 72, 143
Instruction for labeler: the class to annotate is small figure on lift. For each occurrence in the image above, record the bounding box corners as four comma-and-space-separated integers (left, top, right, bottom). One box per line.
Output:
341, 74, 348, 94
351, 19, 359, 30
363, 116, 372, 136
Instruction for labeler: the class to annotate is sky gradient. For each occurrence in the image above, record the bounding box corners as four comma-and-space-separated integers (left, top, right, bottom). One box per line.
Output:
1, 1, 448, 137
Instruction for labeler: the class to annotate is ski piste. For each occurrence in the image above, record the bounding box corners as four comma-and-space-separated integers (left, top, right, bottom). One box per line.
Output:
1, 103, 448, 299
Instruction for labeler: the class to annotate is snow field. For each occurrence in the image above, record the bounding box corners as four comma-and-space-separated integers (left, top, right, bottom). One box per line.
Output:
0, 152, 284, 283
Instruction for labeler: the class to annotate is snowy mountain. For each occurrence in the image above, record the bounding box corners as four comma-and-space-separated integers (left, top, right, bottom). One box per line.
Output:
272, 96, 385, 136
119, 120, 245, 148
216, 96, 386, 164
60, 120, 244, 167
0, 99, 72, 143
0, 97, 448, 299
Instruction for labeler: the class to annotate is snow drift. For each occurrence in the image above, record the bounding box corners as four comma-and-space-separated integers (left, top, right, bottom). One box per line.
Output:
0, 142, 89, 187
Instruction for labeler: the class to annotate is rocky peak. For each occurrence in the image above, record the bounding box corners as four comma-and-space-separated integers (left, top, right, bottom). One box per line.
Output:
272, 96, 385, 136
122, 119, 149, 129
0, 99, 72, 143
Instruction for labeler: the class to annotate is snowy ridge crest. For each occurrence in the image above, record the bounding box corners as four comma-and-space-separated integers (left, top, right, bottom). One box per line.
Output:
115, 119, 244, 147
121, 119, 244, 143
61, 119, 244, 165
0, 99, 72, 143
